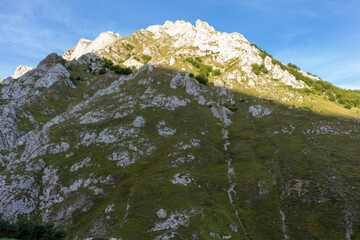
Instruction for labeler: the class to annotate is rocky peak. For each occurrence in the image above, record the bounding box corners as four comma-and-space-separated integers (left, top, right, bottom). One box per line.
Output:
146, 19, 244, 40
78, 38, 92, 45
145, 19, 249, 60
37, 53, 64, 71
147, 19, 216, 36
58, 19, 311, 90
63, 31, 121, 61
195, 19, 215, 33
94, 31, 121, 45
147, 20, 196, 37
12, 65, 34, 79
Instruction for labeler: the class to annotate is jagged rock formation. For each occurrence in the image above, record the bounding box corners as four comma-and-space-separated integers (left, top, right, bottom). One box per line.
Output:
12, 65, 34, 79
1, 20, 360, 240
63, 31, 121, 61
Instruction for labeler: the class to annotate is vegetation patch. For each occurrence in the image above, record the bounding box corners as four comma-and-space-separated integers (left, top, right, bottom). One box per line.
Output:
186, 57, 213, 84
225, 104, 238, 112
123, 43, 134, 51
102, 59, 133, 75
0, 215, 66, 240
251, 63, 268, 75
195, 74, 208, 85
212, 69, 221, 76
287, 63, 300, 70
142, 54, 152, 64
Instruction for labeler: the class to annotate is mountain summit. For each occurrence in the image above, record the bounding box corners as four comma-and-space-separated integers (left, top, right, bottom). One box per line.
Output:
63, 31, 121, 61
1, 20, 360, 240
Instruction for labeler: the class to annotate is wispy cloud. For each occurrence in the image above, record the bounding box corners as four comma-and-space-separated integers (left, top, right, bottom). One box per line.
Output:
0, 0, 77, 77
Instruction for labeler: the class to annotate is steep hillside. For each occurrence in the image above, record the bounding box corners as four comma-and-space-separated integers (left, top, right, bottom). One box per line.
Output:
1, 20, 360, 240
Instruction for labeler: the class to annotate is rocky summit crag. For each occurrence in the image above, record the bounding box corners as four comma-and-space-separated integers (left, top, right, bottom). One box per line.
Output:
1, 20, 360, 240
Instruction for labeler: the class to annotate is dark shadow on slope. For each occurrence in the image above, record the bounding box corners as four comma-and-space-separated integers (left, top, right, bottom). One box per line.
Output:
3, 52, 360, 240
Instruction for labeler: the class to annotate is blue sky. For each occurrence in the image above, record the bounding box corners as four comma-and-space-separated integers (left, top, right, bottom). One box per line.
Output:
1, 0, 360, 89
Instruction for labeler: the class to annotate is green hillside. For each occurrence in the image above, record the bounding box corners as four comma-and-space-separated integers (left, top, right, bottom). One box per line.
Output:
1, 20, 360, 240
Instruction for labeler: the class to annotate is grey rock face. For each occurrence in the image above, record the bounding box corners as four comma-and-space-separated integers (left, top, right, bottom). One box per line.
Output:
157, 209, 167, 219
133, 116, 146, 127
35, 63, 71, 88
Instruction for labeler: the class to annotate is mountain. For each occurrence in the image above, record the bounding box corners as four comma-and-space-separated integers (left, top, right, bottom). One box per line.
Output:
12, 65, 34, 79
1, 20, 360, 240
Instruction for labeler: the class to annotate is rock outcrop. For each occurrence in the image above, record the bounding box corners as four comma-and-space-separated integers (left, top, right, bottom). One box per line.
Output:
12, 65, 34, 79
63, 31, 121, 60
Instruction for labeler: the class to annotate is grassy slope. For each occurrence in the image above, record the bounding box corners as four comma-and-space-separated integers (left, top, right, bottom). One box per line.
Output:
5, 32, 360, 239
20, 65, 360, 239
102, 30, 360, 120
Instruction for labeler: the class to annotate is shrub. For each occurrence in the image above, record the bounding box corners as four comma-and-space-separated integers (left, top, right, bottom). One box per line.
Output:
251, 64, 268, 75
123, 43, 134, 51
302, 105, 313, 111
251, 43, 272, 59
142, 54, 152, 64
0, 215, 67, 240
99, 69, 106, 75
189, 73, 194, 78
186, 58, 201, 68
103, 59, 113, 69
113, 66, 132, 75
199, 65, 213, 76
287, 63, 300, 70
195, 57, 202, 62
344, 103, 353, 109
225, 104, 238, 112
101, 59, 134, 75
338, 99, 345, 105
271, 58, 282, 66
69, 74, 81, 83
212, 69, 221, 76
328, 95, 336, 102
195, 74, 208, 85
259, 52, 267, 59
186, 58, 213, 77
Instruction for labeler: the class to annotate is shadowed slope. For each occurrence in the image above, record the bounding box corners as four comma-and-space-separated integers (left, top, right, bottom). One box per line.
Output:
1, 53, 360, 239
